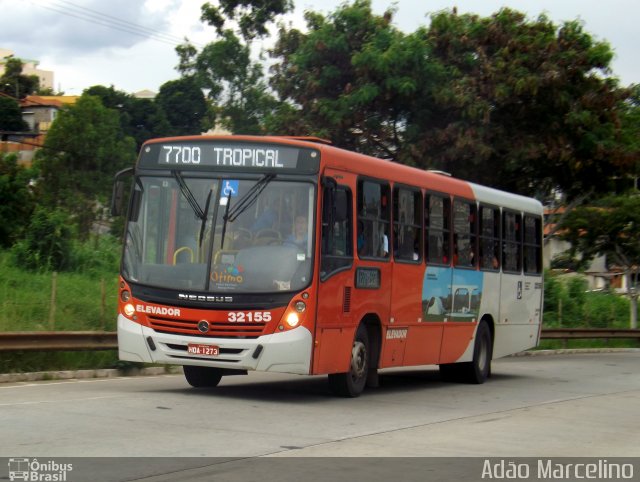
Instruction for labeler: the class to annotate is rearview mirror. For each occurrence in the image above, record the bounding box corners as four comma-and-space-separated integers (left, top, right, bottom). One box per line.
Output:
110, 167, 133, 216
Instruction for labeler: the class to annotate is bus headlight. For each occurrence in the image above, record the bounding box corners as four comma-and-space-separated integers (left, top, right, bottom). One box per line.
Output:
121, 290, 131, 302
124, 303, 135, 318
294, 301, 306, 313
286, 312, 300, 327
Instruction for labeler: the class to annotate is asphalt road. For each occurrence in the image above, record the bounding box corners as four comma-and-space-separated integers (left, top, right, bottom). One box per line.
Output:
1, 351, 639, 481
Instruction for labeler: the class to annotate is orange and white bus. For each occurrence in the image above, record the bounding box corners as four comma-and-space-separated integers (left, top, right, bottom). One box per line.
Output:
113, 135, 543, 397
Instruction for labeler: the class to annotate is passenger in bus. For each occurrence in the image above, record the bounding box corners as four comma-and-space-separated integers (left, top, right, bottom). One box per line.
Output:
251, 198, 278, 232
381, 232, 389, 257
284, 215, 308, 249
357, 221, 365, 254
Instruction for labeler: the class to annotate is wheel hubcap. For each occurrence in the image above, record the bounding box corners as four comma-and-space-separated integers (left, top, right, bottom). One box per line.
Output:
350, 341, 367, 380
478, 335, 488, 372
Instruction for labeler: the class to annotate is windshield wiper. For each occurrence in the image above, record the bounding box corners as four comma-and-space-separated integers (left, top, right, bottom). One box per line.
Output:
198, 188, 214, 247
220, 173, 276, 249
172, 170, 205, 220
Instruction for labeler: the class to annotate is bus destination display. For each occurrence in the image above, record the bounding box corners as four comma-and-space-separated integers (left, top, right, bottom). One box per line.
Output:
138, 141, 320, 174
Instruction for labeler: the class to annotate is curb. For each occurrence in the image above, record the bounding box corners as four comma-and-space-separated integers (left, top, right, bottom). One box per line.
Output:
512, 347, 640, 357
0, 366, 183, 384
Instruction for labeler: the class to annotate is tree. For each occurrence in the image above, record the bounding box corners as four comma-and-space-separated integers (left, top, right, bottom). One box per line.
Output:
10, 206, 74, 272
0, 153, 36, 246
200, 0, 293, 41
127, 97, 172, 149
35, 94, 136, 238
408, 9, 634, 198
84, 85, 172, 150
178, 30, 277, 134
268, 3, 637, 199
560, 195, 640, 328
156, 77, 210, 135
618, 84, 640, 192
269, 0, 420, 157
0, 95, 29, 131
0, 57, 39, 99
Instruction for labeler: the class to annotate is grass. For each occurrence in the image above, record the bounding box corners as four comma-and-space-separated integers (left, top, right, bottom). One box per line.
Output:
0, 351, 121, 374
0, 251, 119, 332
537, 339, 640, 350
0, 249, 122, 372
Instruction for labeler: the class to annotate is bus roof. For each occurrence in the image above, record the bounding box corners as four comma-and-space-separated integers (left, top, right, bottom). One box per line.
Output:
144, 135, 542, 214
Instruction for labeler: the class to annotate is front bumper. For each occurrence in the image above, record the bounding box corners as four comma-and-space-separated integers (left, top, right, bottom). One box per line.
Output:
117, 314, 312, 375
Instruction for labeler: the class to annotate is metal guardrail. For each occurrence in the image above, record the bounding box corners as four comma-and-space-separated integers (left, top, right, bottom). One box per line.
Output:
0, 331, 117, 351
540, 328, 640, 340
0, 329, 638, 352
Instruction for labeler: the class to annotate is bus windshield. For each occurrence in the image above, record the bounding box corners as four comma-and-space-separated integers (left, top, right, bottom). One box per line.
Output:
123, 175, 315, 293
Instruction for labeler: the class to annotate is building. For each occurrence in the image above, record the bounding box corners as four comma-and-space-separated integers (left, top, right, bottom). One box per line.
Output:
134, 89, 156, 99
544, 205, 630, 293
1, 95, 78, 165
0, 48, 54, 91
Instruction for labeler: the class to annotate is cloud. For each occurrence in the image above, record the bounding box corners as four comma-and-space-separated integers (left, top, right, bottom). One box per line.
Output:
0, 0, 182, 60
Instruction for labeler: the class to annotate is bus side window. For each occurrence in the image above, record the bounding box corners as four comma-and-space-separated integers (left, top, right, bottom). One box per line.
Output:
320, 184, 353, 280
393, 187, 422, 262
523, 215, 542, 275
357, 179, 390, 259
502, 211, 522, 273
425, 194, 451, 265
453, 199, 477, 268
479, 205, 500, 271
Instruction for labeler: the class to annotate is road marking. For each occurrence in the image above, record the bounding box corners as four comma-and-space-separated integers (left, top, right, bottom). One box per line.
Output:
0, 374, 178, 389
0, 395, 124, 407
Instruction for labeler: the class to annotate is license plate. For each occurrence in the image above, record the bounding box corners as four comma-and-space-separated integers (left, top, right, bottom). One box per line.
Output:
187, 344, 219, 356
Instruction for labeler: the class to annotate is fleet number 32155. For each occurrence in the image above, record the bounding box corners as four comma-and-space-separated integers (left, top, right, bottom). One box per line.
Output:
227, 312, 271, 322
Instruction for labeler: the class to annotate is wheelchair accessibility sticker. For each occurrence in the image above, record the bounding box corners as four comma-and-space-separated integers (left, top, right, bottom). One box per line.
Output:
222, 180, 239, 197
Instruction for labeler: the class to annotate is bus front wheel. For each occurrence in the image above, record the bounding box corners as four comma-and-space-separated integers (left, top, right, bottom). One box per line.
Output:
183, 366, 223, 388
328, 325, 369, 397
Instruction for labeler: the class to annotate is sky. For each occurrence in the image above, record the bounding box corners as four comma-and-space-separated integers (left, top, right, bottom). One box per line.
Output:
1, 0, 638, 96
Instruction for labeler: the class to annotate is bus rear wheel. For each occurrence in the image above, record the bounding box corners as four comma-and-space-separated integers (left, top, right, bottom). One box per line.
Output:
440, 321, 492, 384
328, 325, 369, 397
183, 366, 223, 388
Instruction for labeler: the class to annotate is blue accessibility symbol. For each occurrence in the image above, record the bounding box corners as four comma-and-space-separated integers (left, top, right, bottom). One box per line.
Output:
223, 180, 239, 197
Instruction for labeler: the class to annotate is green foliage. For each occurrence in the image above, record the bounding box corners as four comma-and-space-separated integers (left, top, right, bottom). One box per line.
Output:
0, 248, 119, 330
9, 205, 122, 274
0, 246, 134, 373
11, 207, 75, 272
264, 3, 638, 199
83, 85, 172, 150
561, 195, 640, 269
156, 77, 210, 135
34, 94, 136, 238
269, 0, 416, 157
0, 96, 29, 131
0, 352, 120, 374
0, 57, 39, 99
583, 291, 630, 328
179, 2, 639, 197
543, 272, 630, 328
549, 252, 586, 271
419, 8, 634, 197
200, 0, 293, 40
560, 194, 640, 328
70, 235, 121, 276
0, 153, 36, 246
177, 31, 276, 134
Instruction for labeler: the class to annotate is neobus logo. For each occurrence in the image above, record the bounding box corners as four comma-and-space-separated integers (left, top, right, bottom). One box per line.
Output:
178, 294, 234, 303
